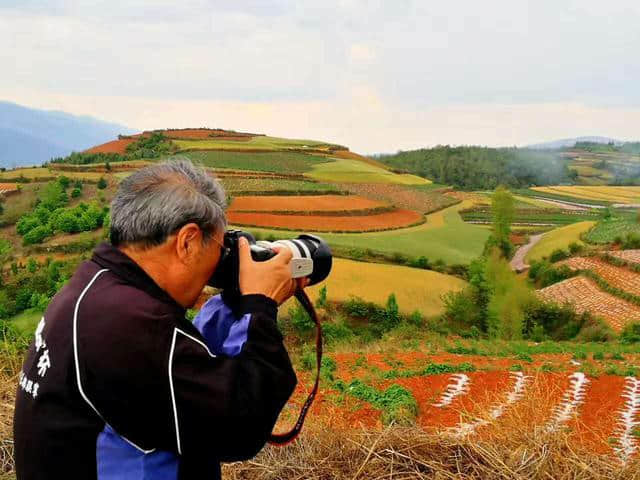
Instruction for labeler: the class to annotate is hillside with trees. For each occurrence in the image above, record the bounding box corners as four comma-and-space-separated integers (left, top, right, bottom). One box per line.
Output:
376, 146, 573, 190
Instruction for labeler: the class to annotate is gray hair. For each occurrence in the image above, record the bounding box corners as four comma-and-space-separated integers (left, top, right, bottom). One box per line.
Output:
109, 157, 227, 248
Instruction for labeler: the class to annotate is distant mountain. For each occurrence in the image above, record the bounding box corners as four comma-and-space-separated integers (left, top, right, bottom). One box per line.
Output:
0, 101, 134, 168
527, 136, 624, 150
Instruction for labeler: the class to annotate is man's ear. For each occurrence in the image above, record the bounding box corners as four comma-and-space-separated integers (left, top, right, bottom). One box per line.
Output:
175, 223, 202, 263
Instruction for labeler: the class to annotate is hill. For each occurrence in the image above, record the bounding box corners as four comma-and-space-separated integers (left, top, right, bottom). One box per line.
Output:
0, 101, 134, 169
5, 128, 640, 478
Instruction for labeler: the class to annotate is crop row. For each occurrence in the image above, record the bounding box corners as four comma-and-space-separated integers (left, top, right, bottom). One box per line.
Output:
537, 276, 640, 331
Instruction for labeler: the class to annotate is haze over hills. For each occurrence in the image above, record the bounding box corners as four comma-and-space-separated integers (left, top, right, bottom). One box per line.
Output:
527, 136, 625, 150
0, 101, 134, 169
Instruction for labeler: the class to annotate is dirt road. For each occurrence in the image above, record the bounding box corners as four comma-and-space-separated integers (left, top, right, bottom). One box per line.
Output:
510, 233, 545, 272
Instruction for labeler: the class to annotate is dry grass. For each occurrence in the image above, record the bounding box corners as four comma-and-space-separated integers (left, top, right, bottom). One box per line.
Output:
225, 375, 640, 479
0, 344, 25, 478
224, 424, 638, 479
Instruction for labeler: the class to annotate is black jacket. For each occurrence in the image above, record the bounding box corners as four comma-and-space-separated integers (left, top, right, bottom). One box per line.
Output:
13, 242, 297, 479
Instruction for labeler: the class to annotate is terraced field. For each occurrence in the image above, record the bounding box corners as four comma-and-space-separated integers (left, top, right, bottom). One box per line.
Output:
559, 256, 640, 296
228, 195, 387, 213
532, 186, 640, 204
306, 159, 429, 185
185, 150, 329, 173
245, 200, 491, 265
227, 209, 424, 232
608, 249, 640, 264
525, 221, 595, 262
537, 276, 640, 331
284, 351, 640, 460
174, 135, 341, 153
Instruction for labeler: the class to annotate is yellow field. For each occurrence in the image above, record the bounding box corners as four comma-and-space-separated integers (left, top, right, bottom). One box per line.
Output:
525, 221, 596, 262
0, 168, 54, 180
284, 257, 467, 317
0, 167, 111, 182
532, 186, 640, 204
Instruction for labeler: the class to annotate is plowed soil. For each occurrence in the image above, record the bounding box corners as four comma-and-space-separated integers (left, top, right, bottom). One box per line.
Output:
560, 256, 640, 296
569, 375, 626, 454
339, 183, 457, 214
227, 209, 424, 232
85, 138, 136, 154
162, 128, 255, 140
0, 183, 18, 194
228, 195, 387, 212
608, 249, 640, 265
537, 276, 640, 331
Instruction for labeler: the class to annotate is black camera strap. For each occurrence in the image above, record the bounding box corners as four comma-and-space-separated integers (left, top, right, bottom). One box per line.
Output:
268, 288, 322, 446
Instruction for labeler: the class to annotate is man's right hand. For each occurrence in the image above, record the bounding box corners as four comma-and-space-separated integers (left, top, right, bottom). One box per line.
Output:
238, 237, 298, 305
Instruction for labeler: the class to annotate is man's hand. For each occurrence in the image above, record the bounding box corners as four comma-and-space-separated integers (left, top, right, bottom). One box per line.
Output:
238, 237, 307, 305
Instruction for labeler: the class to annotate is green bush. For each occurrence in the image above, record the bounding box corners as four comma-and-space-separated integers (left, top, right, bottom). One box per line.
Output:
315, 285, 328, 309
323, 320, 354, 344
568, 242, 583, 254
288, 304, 314, 335
621, 322, 640, 344
71, 188, 81, 198
343, 297, 372, 318
23, 225, 52, 245
549, 248, 570, 262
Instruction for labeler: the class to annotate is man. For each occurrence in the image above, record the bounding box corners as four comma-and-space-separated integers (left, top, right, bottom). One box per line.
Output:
13, 159, 299, 479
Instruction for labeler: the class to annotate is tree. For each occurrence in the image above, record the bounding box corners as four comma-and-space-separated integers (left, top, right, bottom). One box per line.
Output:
97, 177, 107, 189
105, 161, 112, 172
71, 188, 82, 198
58, 176, 71, 189
486, 185, 515, 258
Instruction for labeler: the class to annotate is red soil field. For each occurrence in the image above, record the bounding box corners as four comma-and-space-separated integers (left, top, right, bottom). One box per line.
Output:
413, 371, 512, 430
0, 183, 18, 194
569, 375, 626, 454
537, 276, 640, 331
226, 209, 424, 232
560, 256, 640, 296
85, 138, 136, 154
608, 249, 640, 265
228, 195, 387, 212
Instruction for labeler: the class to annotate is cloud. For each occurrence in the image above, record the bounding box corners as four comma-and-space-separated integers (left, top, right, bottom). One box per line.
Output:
1, 1, 639, 151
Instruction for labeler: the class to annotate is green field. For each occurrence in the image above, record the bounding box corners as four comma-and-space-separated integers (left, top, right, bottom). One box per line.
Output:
245, 200, 489, 265
174, 135, 341, 152
584, 213, 640, 244
525, 221, 596, 262
184, 150, 329, 173
460, 208, 599, 226
305, 159, 430, 185
221, 178, 341, 194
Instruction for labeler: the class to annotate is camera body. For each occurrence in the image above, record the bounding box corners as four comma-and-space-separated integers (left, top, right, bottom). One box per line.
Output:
208, 230, 332, 305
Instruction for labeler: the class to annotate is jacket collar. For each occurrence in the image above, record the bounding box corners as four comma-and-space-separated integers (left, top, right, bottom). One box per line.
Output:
91, 242, 186, 315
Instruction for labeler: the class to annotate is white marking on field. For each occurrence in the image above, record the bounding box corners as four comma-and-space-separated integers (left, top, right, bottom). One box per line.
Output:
453, 372, 531, 436
545, 372, 590, 432
613, 376, 640, 463
433, 374, 470, 407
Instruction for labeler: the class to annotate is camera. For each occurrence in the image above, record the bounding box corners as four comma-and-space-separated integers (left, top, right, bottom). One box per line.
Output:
208, 230, 332, 301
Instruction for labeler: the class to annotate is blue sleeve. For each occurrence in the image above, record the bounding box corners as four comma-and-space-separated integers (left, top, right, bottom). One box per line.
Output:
192, 295, 251, 357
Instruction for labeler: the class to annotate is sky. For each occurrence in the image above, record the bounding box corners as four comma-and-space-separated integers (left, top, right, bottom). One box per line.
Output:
1, 0, 640, 154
